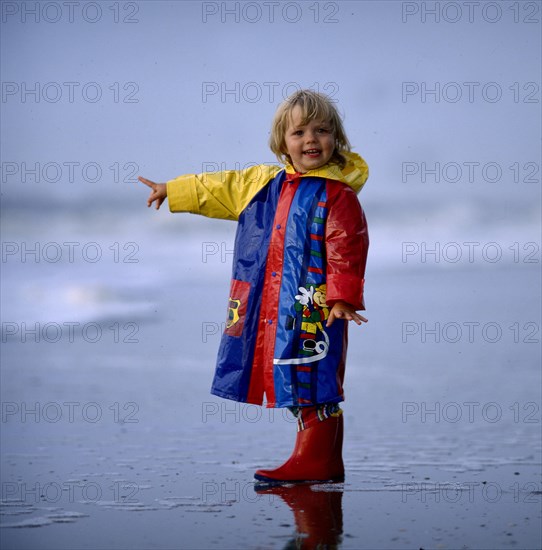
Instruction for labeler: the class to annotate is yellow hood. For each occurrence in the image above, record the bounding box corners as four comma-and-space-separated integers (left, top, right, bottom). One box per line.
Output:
284, 151, 369, 194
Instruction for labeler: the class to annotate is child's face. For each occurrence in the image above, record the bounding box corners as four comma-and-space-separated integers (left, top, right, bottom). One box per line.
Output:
284, 105, 335, 173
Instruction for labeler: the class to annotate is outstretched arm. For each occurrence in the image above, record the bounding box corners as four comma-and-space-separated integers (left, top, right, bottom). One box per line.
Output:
165, 165, 282, 220
138, 176, 167, 210
139, 164, 283, 220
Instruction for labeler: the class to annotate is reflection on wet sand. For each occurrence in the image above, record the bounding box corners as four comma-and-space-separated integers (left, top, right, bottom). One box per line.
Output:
255, 482, 343, 549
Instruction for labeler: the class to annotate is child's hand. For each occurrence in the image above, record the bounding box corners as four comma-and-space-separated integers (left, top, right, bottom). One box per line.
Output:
138, 176, 167, 210
327, 301, 368, 327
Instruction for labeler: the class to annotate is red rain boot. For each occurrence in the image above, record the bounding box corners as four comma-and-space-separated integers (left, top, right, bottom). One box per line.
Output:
254, 408, 344, 483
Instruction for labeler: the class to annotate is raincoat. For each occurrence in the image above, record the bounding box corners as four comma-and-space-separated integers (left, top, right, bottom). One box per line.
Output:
167, 152, 369, 408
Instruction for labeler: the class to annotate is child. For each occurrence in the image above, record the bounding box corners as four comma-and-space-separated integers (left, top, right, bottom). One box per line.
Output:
138, 90, 369, 483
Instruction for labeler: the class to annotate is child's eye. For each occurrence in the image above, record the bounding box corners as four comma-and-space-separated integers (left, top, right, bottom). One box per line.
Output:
318, 128, 330, 133
293, 130, 303, 136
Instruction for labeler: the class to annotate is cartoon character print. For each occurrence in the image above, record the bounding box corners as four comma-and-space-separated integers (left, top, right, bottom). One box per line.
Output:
224, 279, 250, 337
274, 283, 329, 366
227, 298, 241, 329
295, 284, 329, 335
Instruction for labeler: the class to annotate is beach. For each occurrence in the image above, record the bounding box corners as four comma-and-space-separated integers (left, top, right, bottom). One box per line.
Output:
1, 206, 540, 549
1, 1, 541, 547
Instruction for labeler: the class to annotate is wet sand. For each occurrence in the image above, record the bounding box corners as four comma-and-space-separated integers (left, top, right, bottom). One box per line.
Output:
1, 360, 540, 549
2, 257, 540, 549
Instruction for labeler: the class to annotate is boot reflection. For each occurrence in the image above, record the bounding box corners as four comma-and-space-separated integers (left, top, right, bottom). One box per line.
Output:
255, 482, 343, 549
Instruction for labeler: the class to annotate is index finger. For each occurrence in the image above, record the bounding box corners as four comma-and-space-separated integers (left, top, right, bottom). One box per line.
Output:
138, 176, 156, 188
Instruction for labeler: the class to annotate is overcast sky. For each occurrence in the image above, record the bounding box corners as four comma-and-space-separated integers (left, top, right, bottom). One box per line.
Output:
1, 0, 540, 217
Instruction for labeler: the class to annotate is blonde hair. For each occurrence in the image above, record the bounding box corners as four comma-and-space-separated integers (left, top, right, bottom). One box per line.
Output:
269, 89, 351, 168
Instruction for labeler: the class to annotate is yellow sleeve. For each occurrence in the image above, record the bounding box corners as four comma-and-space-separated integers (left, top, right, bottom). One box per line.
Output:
166, 164, 282, 221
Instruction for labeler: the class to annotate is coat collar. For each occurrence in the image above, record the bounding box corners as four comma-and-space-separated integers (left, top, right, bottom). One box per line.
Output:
283, 151, 369, 194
